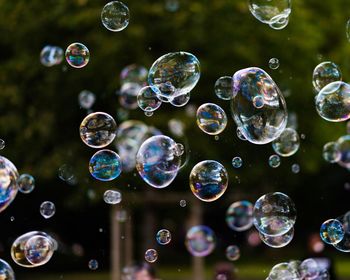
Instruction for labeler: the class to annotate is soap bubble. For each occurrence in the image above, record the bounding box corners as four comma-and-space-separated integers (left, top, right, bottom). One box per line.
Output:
101, 1, 129, 32
168, 119, 185, 137
40, 46, 63, 67
336, 135, 350, 168
272, 128, 300, 157
18, 174, 35, 194
196, 103, 228, 135
144, 249, 158, 263
312, 62, 342, 92
78, 90, 96, 109
136, 135, 182, 188
156, 229, 172, 245
322, 141, 341, 163
253, 192, 296, 236
299, 258, 320, 280
120, 64, 148, 86
248, 0, 291, 24
170, 92, 191, 107
0, 156, 19, 214
333, 214, 350, 252
80, 112, 117, 148
118, 83, 142, 109
88, 259, 99, 270
226, 201, 254, 232
180, 199, 187, 207
103, 190, 122, 204
291, 163, 300, 174
89, 149, 122, 181
315, 81, 350, 122
225, 245, 240, 261
320, 219, 344, 245
268, 262, 300, 280
58, 164, 75, 182
137, 86, 162, 112
259, 227, 294, 248
0, 139, 5, 149
268, 14, 289, 30
148, 52, 200, 100
232, 157, 243, 169
268, 154, 281, 168
215, 76, 233, 100
40, 201, 56, 219
165, 0, 179, 12
189, 160, 228, 202
0, 259, 15, 280
236, 127, 247, 141
65, 43, 90, 68
185, 225, 216, 257
230, 67, 287, 144
347, 19, 350, 42
269, 58, 280, 70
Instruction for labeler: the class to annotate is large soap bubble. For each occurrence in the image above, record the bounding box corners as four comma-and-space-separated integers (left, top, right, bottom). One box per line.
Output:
185, 225, 216, 257
259, 227, 294, 248
0, 156, 19, 213
148, 52, 200, 100
0, 259, 15, 280
315, 81, 350, 122
272, 128, 300, 157
89, 149, 122, 181
248, 0, 291, 24
101, 1, 130, 32
136, 135, 182, 188
226, 201, 254, 232
230, 67, 287, 144
196, 103, 227, 135
253, 192, 296, 236
312, 62, 342, 93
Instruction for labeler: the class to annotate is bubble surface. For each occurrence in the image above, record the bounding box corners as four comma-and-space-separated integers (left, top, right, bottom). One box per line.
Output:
226, 201, 254, 232
225, 245, 240, 261
248, 0, 291, 24
322, 141, 341, 163
89, 149, 122, 181
137, 86, 162, 112
103, 190, 122, 204
101, 1, 129, 32
268, 14, 289, 30
0, 259, 15, 280
268, 154, 281, 168
40, 46, 63, 67
40, 201, 56, 219
144, 249, 158, 263
320, 219, 344, 245
272, 128, 300, 157
156, 229, 172, 245
259, 227, 294, 248
313, 62, 342, 92
185, 225, 216, 257
196, 103, 227, 135
215, 76, 233, 100
65, 43, 90, 68
18, 174, 35, 194
0, 156, 19, 214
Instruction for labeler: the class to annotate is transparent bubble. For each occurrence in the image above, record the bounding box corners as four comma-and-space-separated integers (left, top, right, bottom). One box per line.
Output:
269, 58, 280, 70
299, 258, 320, 280
0, 156, 19, 214
236, 127, 247, 141
89, 149, 122, 181
88, 259, 99, 270
315, 81, 350, 122
272, 128, 300, 157
118, 83, 142, 110
78, 90, 96, 109
144, 249, 158, 263
137, 86, 162, 112
268, 154, 281, 168
101, 1, 129, 32
226, 201, 253, 232
58, 164, 75, 182
120, 64, 148, 86
252, 95, 265, 109
156, 229, 172, 245
291, 163, 300, 174
248, 0, 291, 24
0, 259, 15, 280
230, 67, 287, 144
40, 201, 56, 219
65, 43, 90, 68
253, 192, 296, 236
322, 141, 341, 163
170, 92, 191, 107
180, 199, 187, 207
185, 225, 216, 257
336, 135, 350, 168
165, 0, 179, 12
312, 62, 342, 93
215, 76, 233, 100
103, 190, 122, 204
319, 219, 344, 245
189, 160, 228, 202
268, 14, 289, 30
259, 227, 294, 248
168, 119, 185, 137
18, 174, 35, 194
145, 111, 153, 117
40, 46, 63, 67
148, 52, 200, 99
0, 139, 5, 150
196, 103, 228, 135
268, 262, 299, 280
225, 245, 240, 261
80, 112, 117, 148
232, 157, 243, 168
347, 19, 350, 42
333, 214, 350, 252
136, 135, 182, 188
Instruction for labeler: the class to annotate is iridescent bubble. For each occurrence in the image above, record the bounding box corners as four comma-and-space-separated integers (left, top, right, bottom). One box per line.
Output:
196, 103, 228, 135
252, 95, 264, 109
118, 83, 142, 110
333, 214, 350, 252
80, 112, 117, 148
225, 245, 240, 261
268, 15, 289, 30
103, 190, 122, 204
322, 141, 341, 163
299, 258, 320, 280
89, 149, 122, 181
320, 219, 344, 245
268, 154, 281, 168
0, 139, 5, 150
253, 192, 296, 236
170, 92, 191, 107
148, 52, 200, 99
120, 64, 148, 86
180, 199, 187, 207
268, 262, 300, 280
236, 127, 247, 141
232, 157, 243, 168
189, 160, 228, 202
18, 174, 35, 194
40, 46, 63, 67
336, 135, 350, 168
0, 156, 19, 214
156, 229, 172, 245
78, 90, 96, 109
185, 225, 216, 257
144, 249, 158, 263
248, 0, 291, 24
226, 201, 254, 232
315, 81, 350, 122
88, 259, 99, 270
291, 163, 300, 174
136, 135, 182, 188
40, 201, 56, 219
214, 76, 233, 100
269, 58, 280, 70
230, 67, 287, 144
272, 128, 300, 157
0, 259, 15, 280
101, 1, 130, 32
137, 86, 162, 112
313, 62, 342, 92
58, 164, 75, 182
65, 43, 90, 68
259, 227, 294, 248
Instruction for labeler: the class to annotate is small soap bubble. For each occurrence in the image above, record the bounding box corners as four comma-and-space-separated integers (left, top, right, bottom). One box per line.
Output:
137, 86, 162, 112
103, 190, 122, 204
40, 201, 56, 219
78, 90, 96, 109
58, 164, 74, 182
269, 58, 280, 70
185, 225, 216, 257
165, 0, 179, 12
252, 95, 264, 109
101, 1, 130, 32
196, 103, 227, 135
24, 235, 55, 266
10, 216, 15, 222
259, 227, 294, 248
225, 245, 240, 261
336, 135, 350, 168
174, 143, 185, 156
291, 164, 300, 174
89, 149, 122, 181
0, 139, 5, 150
40, 46, 63, 67
269, 15, 289, 30
170, 92, 191, 107
248, 0, 291, 24
120, 64, 148, 86
144, 249, 158, 263
18, 174, 35, 194
269, 154, 281, 168
156, 229, 172, 245
214, 76, 233, 100
65, 43, 90, 68
272, 128, 300, 157
226, 201, 254, 232
320, 219, 344, 245
168, 119, 185, 137
118, 82, 142, 110
88, 259, 99, 270
323, 142, 341, 163
180, 200, 187, 207
313, 62, 342, 92
232, 157, 243, 168
145, 111, 153, 117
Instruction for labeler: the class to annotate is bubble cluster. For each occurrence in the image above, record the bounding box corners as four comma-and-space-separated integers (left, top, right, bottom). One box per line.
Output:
0, 259, 15, 280
40, 201, 56, 219
78, 90, 96, 109
144, 249, 158, 263
259, 227, 294, 248
65, 43, 90, 68
137, 86, 162, 112
0, 156, 19, 214
185, 225, 216, 257
312, 61, 342, 92
214, 76, 233, 100
18, 174, 35, 194
89, 149, 122, 181
322, 141, 341, 163
225, 245, 240, 261
320, 219, 344, 245
103, 190, 122, 204
40, 46, 63, 67
272, 128, 300, 157
156, 229, 172, 245
101, 1, 130, 32
269, 58, 280, 70
196, 103, 227, 135
268, 154, 281, 168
